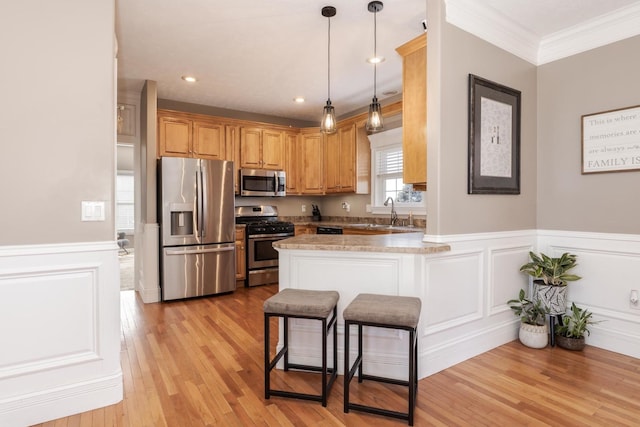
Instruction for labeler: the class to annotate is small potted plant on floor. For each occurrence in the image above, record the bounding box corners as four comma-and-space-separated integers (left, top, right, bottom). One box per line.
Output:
555, 302, 600, 351
508, 289, 549, 349
519, 252, 581, 316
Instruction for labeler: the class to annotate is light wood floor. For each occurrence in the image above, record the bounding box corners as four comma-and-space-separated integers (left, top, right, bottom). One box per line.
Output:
36, 284, 640, 426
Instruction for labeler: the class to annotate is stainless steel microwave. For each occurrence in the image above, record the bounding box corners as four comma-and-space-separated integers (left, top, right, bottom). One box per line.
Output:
240, 169, 286, 197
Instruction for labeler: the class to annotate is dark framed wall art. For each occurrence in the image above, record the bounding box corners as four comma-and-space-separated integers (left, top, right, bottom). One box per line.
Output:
468, 74, 521, 194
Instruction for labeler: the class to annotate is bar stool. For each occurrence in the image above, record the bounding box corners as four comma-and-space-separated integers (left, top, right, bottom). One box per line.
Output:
343, 293, 422, 425
263, 288, 339, 407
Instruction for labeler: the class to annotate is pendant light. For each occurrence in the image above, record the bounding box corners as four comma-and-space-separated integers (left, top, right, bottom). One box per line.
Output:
366, 1, 384, 132
320, 6, 337, 134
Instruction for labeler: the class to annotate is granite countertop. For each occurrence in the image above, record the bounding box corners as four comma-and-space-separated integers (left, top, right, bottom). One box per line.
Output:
273, 232, 450, 255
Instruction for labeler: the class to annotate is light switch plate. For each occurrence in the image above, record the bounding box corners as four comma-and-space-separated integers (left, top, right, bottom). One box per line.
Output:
81, 201, 106, 221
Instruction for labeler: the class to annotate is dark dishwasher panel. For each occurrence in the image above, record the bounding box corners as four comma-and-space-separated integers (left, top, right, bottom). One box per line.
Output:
316, 226, 343, 235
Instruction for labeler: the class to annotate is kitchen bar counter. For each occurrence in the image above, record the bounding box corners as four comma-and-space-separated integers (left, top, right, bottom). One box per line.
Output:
273, 231, 452, 381
273, 232, 450, 254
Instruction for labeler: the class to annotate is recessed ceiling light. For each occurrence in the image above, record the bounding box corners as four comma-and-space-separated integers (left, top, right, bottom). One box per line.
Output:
382, 90, 398, 96
181, 75, 197, 83
367, 56, 385, 64
293, 96, 305, 103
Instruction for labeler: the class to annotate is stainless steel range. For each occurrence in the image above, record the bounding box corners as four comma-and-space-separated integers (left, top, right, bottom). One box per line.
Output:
235, 205, 294, 287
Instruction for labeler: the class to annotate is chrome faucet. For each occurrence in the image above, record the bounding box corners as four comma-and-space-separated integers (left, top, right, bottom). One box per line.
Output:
383, 197, 398, 226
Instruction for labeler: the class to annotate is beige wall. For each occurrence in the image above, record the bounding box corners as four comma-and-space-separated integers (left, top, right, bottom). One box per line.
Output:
537, 36, 640, 234
426, 0, 538, 235
0, 1, 116, 245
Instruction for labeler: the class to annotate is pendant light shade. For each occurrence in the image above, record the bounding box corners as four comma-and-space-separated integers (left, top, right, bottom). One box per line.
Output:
366, 1, 384, 133
321, 6, 337, 134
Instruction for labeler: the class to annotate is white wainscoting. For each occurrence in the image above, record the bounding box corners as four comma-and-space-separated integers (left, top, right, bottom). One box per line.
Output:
0, 242, 122, 426
265, 228, 640, 383
277, 230, 538, 380
537, 230, 640, 358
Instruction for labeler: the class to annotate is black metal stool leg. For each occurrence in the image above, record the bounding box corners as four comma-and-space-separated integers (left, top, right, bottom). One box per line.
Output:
408, 329, 416, 426
264, 313, 270, 399
344, 320, 351, 413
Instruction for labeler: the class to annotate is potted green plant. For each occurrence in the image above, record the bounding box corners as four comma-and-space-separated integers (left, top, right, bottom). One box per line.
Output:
555, 302, 600, 351
508, 289, 549, 348
519, 252, 581, 316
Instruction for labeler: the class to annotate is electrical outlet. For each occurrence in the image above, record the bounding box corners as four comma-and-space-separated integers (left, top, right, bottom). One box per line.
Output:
301, 204, 306, 213
631, 290, 640, 310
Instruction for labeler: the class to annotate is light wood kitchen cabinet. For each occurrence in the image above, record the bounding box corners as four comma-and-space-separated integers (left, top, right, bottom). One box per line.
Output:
396, 34, 427, 190
294, 224, 316, 235
158, 110, 227, 160
324, 123, 356, 193
193, 121, 226, 159
240, 127, 285, 170
298, 129, 325, 194
284, 132, 300, 194
158, 115, 192, 157
235, 226, 246, 282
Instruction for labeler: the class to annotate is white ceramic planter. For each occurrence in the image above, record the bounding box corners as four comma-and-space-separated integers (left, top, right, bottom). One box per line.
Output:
519, 322, 548, 349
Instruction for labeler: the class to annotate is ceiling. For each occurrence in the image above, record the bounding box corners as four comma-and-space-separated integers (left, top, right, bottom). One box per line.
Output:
115, 0, 640, 125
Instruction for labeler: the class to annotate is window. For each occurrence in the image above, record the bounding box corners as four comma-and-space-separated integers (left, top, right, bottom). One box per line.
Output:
116, 173, 134, 231
369, 127, 425, 215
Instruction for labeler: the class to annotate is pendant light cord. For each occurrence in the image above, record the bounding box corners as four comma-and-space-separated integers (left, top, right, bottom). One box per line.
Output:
327, 15, 331, 101
373, 7, 377, 98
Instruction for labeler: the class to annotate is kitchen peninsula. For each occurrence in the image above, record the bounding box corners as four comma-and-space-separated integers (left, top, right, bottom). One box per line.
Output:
272, 233, 451, 380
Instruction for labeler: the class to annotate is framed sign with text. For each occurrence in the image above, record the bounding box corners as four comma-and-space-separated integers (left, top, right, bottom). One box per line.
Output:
582, 105, 640, 174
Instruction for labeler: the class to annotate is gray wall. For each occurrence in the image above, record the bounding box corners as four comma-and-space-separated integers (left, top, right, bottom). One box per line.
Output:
426, 0, 538, 235
537, 36, 640, 234
0, 1, 115, 245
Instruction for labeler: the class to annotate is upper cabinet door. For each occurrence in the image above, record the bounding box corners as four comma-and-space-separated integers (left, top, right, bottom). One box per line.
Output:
262, 129, 285, 170
396, 34, 427, 190
324, 123, 356, 193
284, 132, 299, 194
324, 131, 341, 192
158, 116, 192, 157
338, 123, 356, 192
240, 127, 263, 168
299, 131, 324, 194
193, 121, 225, 160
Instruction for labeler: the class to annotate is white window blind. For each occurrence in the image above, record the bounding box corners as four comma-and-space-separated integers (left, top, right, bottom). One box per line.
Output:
376, 147, 403, 176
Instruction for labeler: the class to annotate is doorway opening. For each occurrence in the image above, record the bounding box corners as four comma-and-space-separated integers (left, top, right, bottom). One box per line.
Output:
117, 145, 135, 291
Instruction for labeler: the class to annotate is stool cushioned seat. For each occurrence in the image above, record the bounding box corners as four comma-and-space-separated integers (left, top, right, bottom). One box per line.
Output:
264, 288, 339, 318
343, 293, 421, 328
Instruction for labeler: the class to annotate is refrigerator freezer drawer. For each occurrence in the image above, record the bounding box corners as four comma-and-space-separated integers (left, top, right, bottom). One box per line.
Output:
161, 243, 236, 301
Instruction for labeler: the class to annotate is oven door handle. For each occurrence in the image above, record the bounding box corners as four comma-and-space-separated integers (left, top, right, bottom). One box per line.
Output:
248, 233, 294, 239
165, 246, 235, 256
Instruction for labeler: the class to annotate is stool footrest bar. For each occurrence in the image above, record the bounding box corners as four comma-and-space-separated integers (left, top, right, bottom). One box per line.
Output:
347, 403, 409, 422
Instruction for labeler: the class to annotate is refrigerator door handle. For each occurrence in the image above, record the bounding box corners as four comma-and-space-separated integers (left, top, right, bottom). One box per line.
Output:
201, 164, 208, 238
196, 168, 204, 239
165, 246, 235, 256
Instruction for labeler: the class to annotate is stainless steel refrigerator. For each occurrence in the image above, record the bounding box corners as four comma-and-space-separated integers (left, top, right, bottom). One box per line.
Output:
158, 157, 236, 301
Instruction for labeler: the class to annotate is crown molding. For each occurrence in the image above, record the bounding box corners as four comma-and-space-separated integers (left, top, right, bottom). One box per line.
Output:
537, 2, 640, 65
444, 0, 539, 64
444, 0, 640, 66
